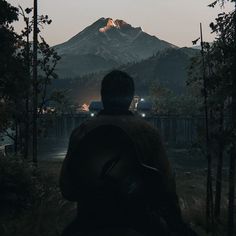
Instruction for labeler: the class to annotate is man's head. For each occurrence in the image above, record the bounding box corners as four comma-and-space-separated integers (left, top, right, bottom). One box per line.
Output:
101, 70, 134, 111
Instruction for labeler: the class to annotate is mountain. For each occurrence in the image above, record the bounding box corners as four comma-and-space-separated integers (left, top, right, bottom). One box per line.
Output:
192, 45, 201, 50
121, 47, 199, 95
54, 17, 176, 77
51, 47, 199, 104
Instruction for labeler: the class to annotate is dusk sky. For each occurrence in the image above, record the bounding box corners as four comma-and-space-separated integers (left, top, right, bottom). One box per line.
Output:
11, 0, 234, 47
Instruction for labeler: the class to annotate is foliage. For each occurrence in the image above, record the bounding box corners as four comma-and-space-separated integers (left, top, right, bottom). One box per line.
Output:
188, 7, 236, 148
0, 0, 18, 25
188, 4, 236, 143
0, 156, 36, 212
0, 159, 74, 236
0, 156, 231, 236
189, 1, 236, 234
0, 1, 67, 157
37, 36, 62, 113
0, 0, 29, 152
150, 83, 202, 115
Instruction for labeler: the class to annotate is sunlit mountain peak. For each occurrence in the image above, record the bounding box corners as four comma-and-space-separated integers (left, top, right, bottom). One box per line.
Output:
99, 18, 117, 32
98, 18, 129, 33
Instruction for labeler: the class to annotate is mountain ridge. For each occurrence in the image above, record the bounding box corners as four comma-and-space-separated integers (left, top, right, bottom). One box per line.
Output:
54, 17, 177, 77
51, 47, 199, 104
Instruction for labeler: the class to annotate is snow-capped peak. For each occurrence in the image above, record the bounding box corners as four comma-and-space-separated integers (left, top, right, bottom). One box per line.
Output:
99, 18, 128, 33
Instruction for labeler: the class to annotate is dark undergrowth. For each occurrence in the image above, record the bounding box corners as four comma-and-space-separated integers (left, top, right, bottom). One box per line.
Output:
0, 156, 76, 236
0, 154, 231, 236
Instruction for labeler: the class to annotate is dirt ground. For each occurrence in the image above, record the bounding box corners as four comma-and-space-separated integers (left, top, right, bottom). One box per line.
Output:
36, 148, 230, 236
0, 148, 231, 236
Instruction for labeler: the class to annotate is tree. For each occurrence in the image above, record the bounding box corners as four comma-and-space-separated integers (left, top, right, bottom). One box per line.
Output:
0, 0, 28, 154
19, 5, 62, 162
189, 1, 236, 235
150, 83, 202, 115
1, 1, 63, 162
209, 4, 236, 236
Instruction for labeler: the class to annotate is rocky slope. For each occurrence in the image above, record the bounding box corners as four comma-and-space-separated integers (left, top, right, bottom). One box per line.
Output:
54, 17, 176, 77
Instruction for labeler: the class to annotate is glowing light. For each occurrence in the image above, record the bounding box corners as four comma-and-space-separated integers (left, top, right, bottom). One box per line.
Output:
99, 19, 120, 33
141, 113, 146, 118
140, 98, 145, 102
82, 103, 89, 111
91, 113, 95, 117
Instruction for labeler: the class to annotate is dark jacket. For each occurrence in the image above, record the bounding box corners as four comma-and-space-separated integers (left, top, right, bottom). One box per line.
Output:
60, 111, 192, 236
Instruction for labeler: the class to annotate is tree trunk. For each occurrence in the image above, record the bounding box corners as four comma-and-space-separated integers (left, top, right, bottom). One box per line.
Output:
32, 0, 38, 164
228, 148, 235, 236
14, 120, 18, 155
214, 146, 224, 219
214, 108, 224, 219
24, 19, 30, 160
200, 23, 214, 232
228, 5, 236, 236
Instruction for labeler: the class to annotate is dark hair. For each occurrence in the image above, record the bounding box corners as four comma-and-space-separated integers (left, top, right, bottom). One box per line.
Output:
101, 70, 134, 110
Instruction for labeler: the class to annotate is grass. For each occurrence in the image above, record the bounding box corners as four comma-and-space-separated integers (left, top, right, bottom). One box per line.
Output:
0, 151, 233, 236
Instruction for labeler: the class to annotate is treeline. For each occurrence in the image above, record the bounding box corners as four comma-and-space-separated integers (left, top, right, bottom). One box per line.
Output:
188, 1, 236, 235
0, 1, 65, 161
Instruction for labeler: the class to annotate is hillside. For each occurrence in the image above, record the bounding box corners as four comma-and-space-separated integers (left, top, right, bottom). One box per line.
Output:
51, 47, 199, 104
54, 17, 176, 77
121, 47, 199, 95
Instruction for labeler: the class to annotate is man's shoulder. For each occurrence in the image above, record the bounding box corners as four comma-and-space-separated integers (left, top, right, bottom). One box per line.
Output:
84, 115, 156, 130
71, 115, 159, 142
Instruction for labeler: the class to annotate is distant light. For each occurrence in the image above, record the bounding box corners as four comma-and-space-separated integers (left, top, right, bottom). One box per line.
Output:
82, 103, 89, 112
141, 113, 146, 118
91, 113, 95, 117
140, 98, 145, 102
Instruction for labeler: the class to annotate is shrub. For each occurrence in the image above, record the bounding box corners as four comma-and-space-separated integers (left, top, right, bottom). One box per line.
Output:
0, 156, 36, 214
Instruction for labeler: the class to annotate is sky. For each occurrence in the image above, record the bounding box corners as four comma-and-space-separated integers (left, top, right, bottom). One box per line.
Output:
10, 0, 234, 47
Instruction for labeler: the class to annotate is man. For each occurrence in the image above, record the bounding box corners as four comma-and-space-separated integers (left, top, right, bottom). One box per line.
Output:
60, 70, 195, 236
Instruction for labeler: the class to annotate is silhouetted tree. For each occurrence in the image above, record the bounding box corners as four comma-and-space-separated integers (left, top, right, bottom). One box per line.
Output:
210, 3, 236, 235
190, 1, 236, 235
1, 1, 63, 161
0, 0, 28, 154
